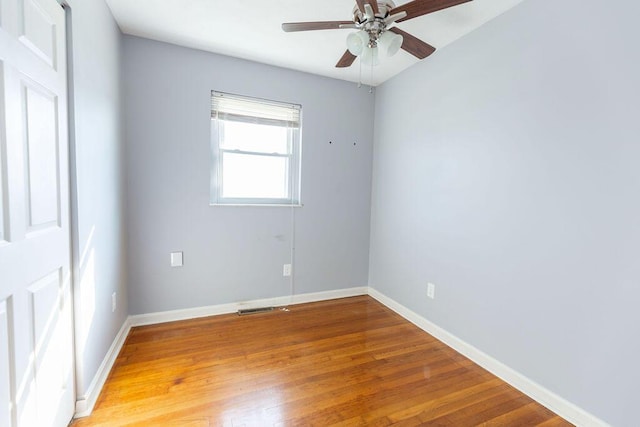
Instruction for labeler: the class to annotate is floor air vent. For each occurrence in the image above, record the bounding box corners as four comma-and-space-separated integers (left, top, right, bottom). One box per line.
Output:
237, 307, 276, 316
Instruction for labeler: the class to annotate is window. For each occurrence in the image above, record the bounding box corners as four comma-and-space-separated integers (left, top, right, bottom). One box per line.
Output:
210, 91, 302, 206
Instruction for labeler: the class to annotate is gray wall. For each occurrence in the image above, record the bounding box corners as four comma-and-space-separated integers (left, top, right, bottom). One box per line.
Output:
122, 36, 374, 314
67, 0, 128, 399
369, 0, 640, 425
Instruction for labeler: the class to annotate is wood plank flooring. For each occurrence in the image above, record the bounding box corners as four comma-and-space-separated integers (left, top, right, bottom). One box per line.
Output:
72, 296, 572, 426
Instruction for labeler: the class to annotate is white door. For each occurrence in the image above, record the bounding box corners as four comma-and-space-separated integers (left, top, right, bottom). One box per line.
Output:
0, 0, 74, 426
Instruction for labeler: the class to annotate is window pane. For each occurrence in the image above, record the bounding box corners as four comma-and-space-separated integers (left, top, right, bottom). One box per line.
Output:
222, 152, 288, 199
221, 120, 289, 154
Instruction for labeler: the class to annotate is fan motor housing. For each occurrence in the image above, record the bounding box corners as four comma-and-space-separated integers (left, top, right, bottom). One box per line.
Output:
352, 1, 396, 23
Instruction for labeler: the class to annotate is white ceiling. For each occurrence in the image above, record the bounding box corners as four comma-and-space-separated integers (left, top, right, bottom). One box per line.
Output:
105, 0, 524, 86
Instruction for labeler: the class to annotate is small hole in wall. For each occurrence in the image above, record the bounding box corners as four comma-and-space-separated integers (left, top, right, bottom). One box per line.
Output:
353, 142, 357, 146
329, 141, 332, 144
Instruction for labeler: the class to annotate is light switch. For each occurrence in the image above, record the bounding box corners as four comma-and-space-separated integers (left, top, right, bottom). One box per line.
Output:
170, 251, 183, 267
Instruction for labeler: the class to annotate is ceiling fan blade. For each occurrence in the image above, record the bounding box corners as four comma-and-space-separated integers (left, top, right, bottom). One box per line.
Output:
388, 27, 436, 59
366, 0, 379, 15
356, 0, 379, 15
336, 50, 357, 68
390, 0, 472, 23
282, 21, 355, 32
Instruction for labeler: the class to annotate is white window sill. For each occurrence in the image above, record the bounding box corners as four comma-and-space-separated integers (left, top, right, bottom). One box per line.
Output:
209, 203, 303, 208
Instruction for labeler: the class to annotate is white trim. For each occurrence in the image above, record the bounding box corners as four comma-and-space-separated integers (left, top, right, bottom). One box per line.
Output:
209, 203, 303, 208
367, 287, 609, 427
74, 317, 132, 418
130, 287, 368, 327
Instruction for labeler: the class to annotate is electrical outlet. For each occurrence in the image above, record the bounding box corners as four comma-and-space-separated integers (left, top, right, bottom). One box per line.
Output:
283, 264, 292, 277
112, 292, 117, 312
427, 282, 435, 299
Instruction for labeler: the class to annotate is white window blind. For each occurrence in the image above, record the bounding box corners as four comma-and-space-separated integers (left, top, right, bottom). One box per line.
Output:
211, 91, 300, 127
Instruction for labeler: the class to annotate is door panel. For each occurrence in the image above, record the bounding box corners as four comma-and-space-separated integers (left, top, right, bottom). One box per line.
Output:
0, 0, 5, 31
28, 269, 72, 426
19, 0, 57, 69
0, 0, 73, 426
23, 81, 59, 231
0, 62, 6, 243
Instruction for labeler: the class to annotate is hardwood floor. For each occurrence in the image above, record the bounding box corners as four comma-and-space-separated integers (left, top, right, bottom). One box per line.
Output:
72, 296, 571, 426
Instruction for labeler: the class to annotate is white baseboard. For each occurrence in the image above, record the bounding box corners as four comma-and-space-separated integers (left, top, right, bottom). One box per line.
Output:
367, 287, 609, 427
74, 317, 132, 417
76, 287, 604, 426
129, 287, 368, 327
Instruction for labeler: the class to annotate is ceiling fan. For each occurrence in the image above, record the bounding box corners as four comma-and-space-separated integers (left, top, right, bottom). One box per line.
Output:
282, 0, 472, 68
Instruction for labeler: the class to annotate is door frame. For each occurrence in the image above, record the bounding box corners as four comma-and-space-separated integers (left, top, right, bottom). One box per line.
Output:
57, 0, 81, 419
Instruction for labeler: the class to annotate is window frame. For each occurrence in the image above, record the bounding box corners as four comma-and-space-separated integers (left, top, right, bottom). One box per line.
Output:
210, 91, 302, 206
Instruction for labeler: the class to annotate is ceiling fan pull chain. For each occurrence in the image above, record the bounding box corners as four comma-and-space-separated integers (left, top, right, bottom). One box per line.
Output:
369, 60, 374, 94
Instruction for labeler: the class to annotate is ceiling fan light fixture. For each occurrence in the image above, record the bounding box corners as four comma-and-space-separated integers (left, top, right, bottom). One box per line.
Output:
360, 45, 379, 66
378, 31, 403, 57
346, 30, 369, 56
